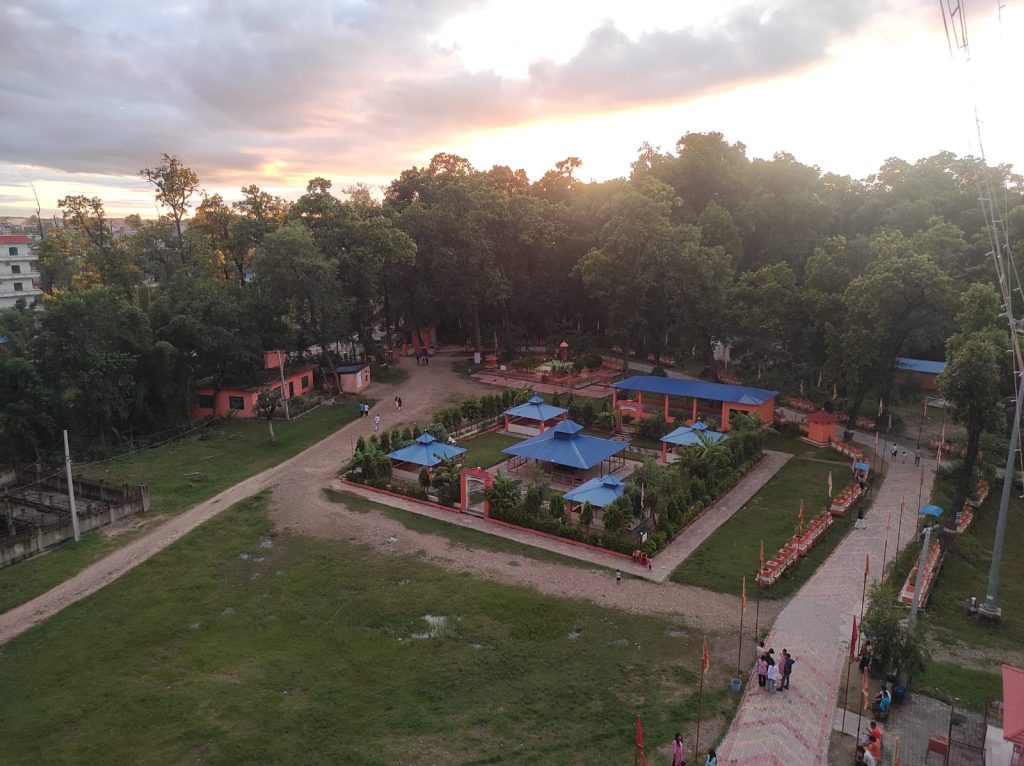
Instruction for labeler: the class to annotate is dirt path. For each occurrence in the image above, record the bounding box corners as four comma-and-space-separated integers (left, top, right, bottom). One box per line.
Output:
0, 352, 783, 644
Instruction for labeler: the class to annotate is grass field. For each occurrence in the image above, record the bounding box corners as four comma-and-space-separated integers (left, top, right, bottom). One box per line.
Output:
671, 448, 857, 599
0, 402, 363, 615
915, 661, 1003, 713
0, 493, 738, 765
459, 430, 522, 468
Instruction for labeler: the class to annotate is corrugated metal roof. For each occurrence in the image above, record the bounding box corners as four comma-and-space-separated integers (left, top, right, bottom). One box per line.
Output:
612, 375, 777, 406
503, 395, 567, 422
896, 357, 946, 375
502, 420, 626, 469
387, 433, 466, 467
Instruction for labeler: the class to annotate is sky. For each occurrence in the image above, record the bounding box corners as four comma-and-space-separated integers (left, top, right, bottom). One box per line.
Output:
0, 0, 1021, 218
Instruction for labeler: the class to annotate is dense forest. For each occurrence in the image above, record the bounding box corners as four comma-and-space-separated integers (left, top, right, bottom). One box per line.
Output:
2, 134, 1022, 493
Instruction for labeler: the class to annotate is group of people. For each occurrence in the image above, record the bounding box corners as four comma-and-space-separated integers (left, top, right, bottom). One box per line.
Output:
393, 396, 403, 412
670, 732, 716, 766
855, 720, 884, 765
357, 402, 382, 432
754, 642, 795, 693
414, 352, 430, 365
889, 443, 922, 465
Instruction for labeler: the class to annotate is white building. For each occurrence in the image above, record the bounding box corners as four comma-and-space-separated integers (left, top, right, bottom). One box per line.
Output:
0, 235, 43, 310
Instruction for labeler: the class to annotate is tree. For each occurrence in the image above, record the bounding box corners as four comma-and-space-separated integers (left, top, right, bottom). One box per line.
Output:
350, 441, 392, 483
548, 493, 565, 523
254, 386, 282, 442
580, 501, 594, 532
484, 471, 521, 514
139, 154, 201, 262
0, 356, 55, 463
58, 195, 140, 293
601, 497, 630, 536
938, 283, 1007, 515
862, 581, 928, 680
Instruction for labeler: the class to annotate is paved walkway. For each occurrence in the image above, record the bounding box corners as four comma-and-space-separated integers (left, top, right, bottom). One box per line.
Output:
715, 436, 937, 765
334, 450, 791, 583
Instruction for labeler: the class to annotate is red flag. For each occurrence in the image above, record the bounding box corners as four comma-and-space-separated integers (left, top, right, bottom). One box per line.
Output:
759, 540, 765, 574
849, 615, 858, 662
635, 714, 646, 766
861, 667, 870, 712
702, 636, 710, 676
741, 577, 747, 613
893, 736, 901, 766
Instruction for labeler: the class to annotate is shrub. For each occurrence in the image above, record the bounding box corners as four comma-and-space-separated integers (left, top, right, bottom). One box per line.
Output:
637, 414, 670, 441
418, 468, 431, 489
548, 493, 565, 523
582, 353, 603, 370
425, 423, 449, 443
401, 427, 413, 445
595, 411, 615, 430
412, 425, 422, 439
650, 365, 668, 377
568, 400, 597, 427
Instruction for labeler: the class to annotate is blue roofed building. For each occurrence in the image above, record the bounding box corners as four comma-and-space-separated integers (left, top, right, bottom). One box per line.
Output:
387, 433, 467, 478
611, 375, 776, 433
503, 395, 567, 435
895, 357, 946, 391
501, 420, 628, 486
563, 475, 627, 525
659, 420, 726, 463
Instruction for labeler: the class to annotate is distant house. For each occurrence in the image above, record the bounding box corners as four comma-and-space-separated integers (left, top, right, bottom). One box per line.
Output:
324, 362, 372, 395
191, 350, 317, 420
895, 357, 946, 391
0, 235, 43, 310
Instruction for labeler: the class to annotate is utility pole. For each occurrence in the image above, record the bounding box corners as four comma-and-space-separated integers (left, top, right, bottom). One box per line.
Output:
63, 429, 81, 542
979, 371, 1024, 620
277, 350, 291, 419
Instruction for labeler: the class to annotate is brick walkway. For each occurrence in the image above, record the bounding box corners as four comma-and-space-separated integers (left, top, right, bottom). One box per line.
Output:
714, 437, 936, 765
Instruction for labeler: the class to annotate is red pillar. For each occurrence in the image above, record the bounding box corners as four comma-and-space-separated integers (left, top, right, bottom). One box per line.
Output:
539, 419, 545, 433
661, 441, 667, 464
504, 414, 509, 432
691, 398, 698, 423
664, 394, 670, 420
638, 391, 644, 408
721, 403, 730, 431
612, 388, 617, 407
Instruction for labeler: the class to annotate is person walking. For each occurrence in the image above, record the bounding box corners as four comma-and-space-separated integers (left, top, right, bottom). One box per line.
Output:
914, 448, 921, 465
373, 414, 381, 433
394, 396, 400, 411
890, 444, 898, 461
766, 660, 779, 693
671, 732, 685, 766
704, 748, 717, 766
901, 447, 907, 463
858, 640, 872, 673
781, 651, 794, 690
397, 396, 402, 412
756, 654, 768, 688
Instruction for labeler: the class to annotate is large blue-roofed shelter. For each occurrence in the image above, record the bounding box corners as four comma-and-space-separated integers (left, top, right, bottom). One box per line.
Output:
659, 420, 726, 463
503, 395, 567, 435
895, 357, 946, 391
387, 433, 467, 474
612, 375, 777, 433
501, 420, 627, 486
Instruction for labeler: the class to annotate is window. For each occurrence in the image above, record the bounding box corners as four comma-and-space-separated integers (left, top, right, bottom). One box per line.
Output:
197, 394, 215, 409
10, 265, 20, 274
13, 282, 23, 292
7, 247, 16, 256
301, 375, 310, 389
228, 396, 245, 411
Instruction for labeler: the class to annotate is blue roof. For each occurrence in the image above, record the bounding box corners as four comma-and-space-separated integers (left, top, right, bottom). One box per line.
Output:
563, 475, 626, 508
613, 376, 777, 406
661, 421, 726, 447
504, 395, 567, 422
897, 357, 946, 375
920, 504, 944, 517
502, 419, 626, 470
387, 433, 466, 467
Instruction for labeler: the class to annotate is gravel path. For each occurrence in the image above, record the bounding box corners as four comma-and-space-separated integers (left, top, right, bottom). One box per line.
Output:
0, 352, 782, 644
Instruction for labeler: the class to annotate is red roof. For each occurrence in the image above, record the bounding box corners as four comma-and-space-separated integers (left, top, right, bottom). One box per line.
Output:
1004, 665, 1024, 745
807, 410, 837, 424
0, 235, 31, 244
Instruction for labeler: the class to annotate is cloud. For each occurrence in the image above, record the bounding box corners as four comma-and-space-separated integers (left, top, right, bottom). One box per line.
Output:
0, 0, 889, 206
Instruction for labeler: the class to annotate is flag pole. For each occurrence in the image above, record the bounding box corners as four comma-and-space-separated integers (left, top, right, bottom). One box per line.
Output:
841, 618, 856, 733
736, 577, 746, 678
855, 667, 867, 757
916, 464, 926, 536
860, 554, 870, 626
895, 493, 906, 557
881, 509, 892, 574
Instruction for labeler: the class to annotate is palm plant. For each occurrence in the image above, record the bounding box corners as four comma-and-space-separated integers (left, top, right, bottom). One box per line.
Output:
484, 471, 522, 514
351, 441, 393, 483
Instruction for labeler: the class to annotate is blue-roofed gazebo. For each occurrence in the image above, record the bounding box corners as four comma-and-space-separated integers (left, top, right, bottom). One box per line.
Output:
563, 475, 626, 521
387, 433, 467, 474
659, 420, 726, 463
503, 395, 567, 435
501, 420, 627, 486
611, 375, 776, 433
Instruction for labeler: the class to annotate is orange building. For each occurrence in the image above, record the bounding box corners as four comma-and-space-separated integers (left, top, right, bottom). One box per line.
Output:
192, 350, 316, 419
805, 411, 837, 445
611, 376, 777, 432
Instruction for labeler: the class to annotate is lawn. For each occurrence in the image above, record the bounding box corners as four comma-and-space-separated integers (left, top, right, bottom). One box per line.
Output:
459, 430, 522, 468
0, 402, 363, 615
322, 489, 592, 569
915, 661, 1002, 713
671, 453, 857, 599
0, 493, 738, 765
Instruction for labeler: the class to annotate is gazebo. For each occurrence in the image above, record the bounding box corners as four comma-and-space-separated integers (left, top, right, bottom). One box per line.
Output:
501, 420, 627, 486
563, 475, 626, 524
805, 410, 837, 446
387, 433, 466, 478
660, 420, 726, 463
503, 395, 568, 435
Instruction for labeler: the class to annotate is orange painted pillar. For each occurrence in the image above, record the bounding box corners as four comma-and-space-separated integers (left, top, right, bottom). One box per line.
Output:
691, 398, 698, 422
638, 391, 644, 408
504, 415, 509, 431
721, 404, 730, 431
664, 394, 669, 419
661, 441, 667, 464
612, 388, 617, 407
539, 420, 545, 433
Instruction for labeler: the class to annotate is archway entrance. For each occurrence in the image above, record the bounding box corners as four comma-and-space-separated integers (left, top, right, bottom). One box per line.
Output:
460, 467, 493, 518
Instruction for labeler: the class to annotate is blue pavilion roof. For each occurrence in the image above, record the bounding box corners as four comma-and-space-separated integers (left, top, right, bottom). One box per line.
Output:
612, 376, 777, 406
563, 475, 626, 508
503, 395, 567, 422
896, 357, 946, 375
501, 419, 626, 469
661, 421, 726, 447
387, 433, 466, 467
